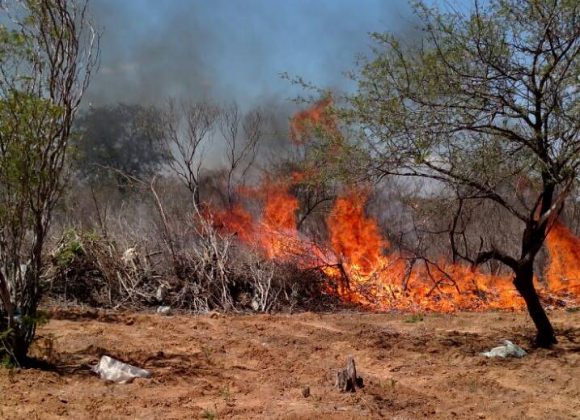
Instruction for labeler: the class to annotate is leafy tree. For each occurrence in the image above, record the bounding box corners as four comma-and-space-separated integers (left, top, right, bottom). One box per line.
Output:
75, 103, 167, 185
0, 0, 98, 364
346, 0, 578, 346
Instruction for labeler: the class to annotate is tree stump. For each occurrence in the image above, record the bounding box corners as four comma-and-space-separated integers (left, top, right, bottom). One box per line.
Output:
335, 356, 363, 392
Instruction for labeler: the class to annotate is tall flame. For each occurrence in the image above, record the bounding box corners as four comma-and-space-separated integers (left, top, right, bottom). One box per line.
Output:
206, 100, 579, 313
327, 190, 385, 276
289, 96, 335, 144
210, 177, 325, 264
545, 220, 580, 294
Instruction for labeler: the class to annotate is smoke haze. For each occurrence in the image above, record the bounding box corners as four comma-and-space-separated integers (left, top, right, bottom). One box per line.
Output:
85, 0, 415, 109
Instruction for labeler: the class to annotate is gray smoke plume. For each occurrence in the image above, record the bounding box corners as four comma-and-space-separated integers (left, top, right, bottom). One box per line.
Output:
85, 0, 416, 109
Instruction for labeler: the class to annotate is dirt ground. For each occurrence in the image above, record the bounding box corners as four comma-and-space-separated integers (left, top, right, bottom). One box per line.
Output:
0, 308, 578, 419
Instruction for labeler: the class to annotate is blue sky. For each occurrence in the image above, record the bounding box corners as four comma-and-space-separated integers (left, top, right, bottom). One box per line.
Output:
85, 0, 417, 108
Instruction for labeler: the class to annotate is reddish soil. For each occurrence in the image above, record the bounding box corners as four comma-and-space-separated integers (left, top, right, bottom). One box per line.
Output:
0, 308, 578, 419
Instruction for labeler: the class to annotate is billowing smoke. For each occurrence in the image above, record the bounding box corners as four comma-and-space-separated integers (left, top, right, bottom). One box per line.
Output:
85, 0, 416, 108
82, 0, 418, 172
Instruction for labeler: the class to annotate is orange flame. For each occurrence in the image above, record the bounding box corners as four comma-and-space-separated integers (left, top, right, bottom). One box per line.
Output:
323, 192, 526, 312
327, 190, 385, 276
205, 100, 579, 313
209, 176, 329, 264
545, 220, 580, 294
289, 96, 336, 144
211, 203, 255, 243
208, 186, 579, 312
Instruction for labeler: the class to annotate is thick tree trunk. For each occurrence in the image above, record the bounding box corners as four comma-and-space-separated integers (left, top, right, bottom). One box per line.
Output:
11, 327, 32, 365
1, 317, 34, 366
0, 258, 41, 365
513, 263, 557, 347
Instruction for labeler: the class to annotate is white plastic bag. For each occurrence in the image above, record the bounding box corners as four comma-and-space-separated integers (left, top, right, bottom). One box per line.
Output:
93, 355, 152, 383
481, 340, 527, 358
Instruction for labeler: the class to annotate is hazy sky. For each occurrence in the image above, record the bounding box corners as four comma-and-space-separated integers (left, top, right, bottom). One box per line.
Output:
85, 0, 417, 109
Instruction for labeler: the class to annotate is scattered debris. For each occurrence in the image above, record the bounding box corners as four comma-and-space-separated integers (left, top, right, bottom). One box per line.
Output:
481, 340, 527, 358
93, 355, 152, 383
156, 306, 172, 315
121, 247, 139, 268
156, 284, 169, 302
336, 356, 363, 392
251, 298, 260, 312
209, 311, 222, 319
301, 386, 311, 398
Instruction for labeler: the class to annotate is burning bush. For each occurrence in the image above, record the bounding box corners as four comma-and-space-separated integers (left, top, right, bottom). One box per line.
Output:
205, 179, 580, 314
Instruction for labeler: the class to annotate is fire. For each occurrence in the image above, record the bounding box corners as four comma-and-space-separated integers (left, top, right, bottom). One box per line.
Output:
545, 220, 580, 293
255, 180, 300, 259
323, 192, 525, 312
327, 190, 385, 276
208, 185, 580, 312
211, 203, 254, 242
210, 176, 327, 264
205, 100, 579, 313
289, 96, 336, 144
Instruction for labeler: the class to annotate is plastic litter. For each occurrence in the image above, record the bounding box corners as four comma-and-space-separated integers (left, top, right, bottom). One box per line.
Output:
481, 340, 527, 358
93, 355, 152, 383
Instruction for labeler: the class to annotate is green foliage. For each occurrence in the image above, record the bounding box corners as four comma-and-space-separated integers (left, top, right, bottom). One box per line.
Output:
0, 92, 64, 201
0, 328, 16, 368
346, 0, 579, 195
1, 354, 16, 369
22, 310, 50, 329
53, 230, 85, 267
0, 0, 97, 364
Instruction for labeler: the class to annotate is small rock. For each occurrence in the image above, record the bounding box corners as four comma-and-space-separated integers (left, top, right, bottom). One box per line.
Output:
156, 285, 167, 302
301, 386, 310, 398
251, 299, 260, 312
156, 306, 172, 315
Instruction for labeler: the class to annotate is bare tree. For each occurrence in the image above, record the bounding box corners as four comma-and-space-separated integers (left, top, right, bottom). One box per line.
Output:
161, 99, 219, 208
219, 103, 263, 207
346, 0, 579, 346
0, 0, 99, 363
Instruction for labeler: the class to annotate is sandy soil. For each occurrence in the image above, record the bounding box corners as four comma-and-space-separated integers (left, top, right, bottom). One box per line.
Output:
0, 308, 578, 419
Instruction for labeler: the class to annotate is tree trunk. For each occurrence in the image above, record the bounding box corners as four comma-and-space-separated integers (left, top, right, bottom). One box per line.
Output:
335, 356, 363, 392
11, 327, 32, 365
513, 263, 557, 347
1, 317, 35, 366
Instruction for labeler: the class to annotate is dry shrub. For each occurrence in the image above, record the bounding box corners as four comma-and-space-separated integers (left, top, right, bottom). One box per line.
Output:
44, 220, 329, 313
45, 230, 162, 308
46, 177, 332, 313
161, 216, 328, 313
